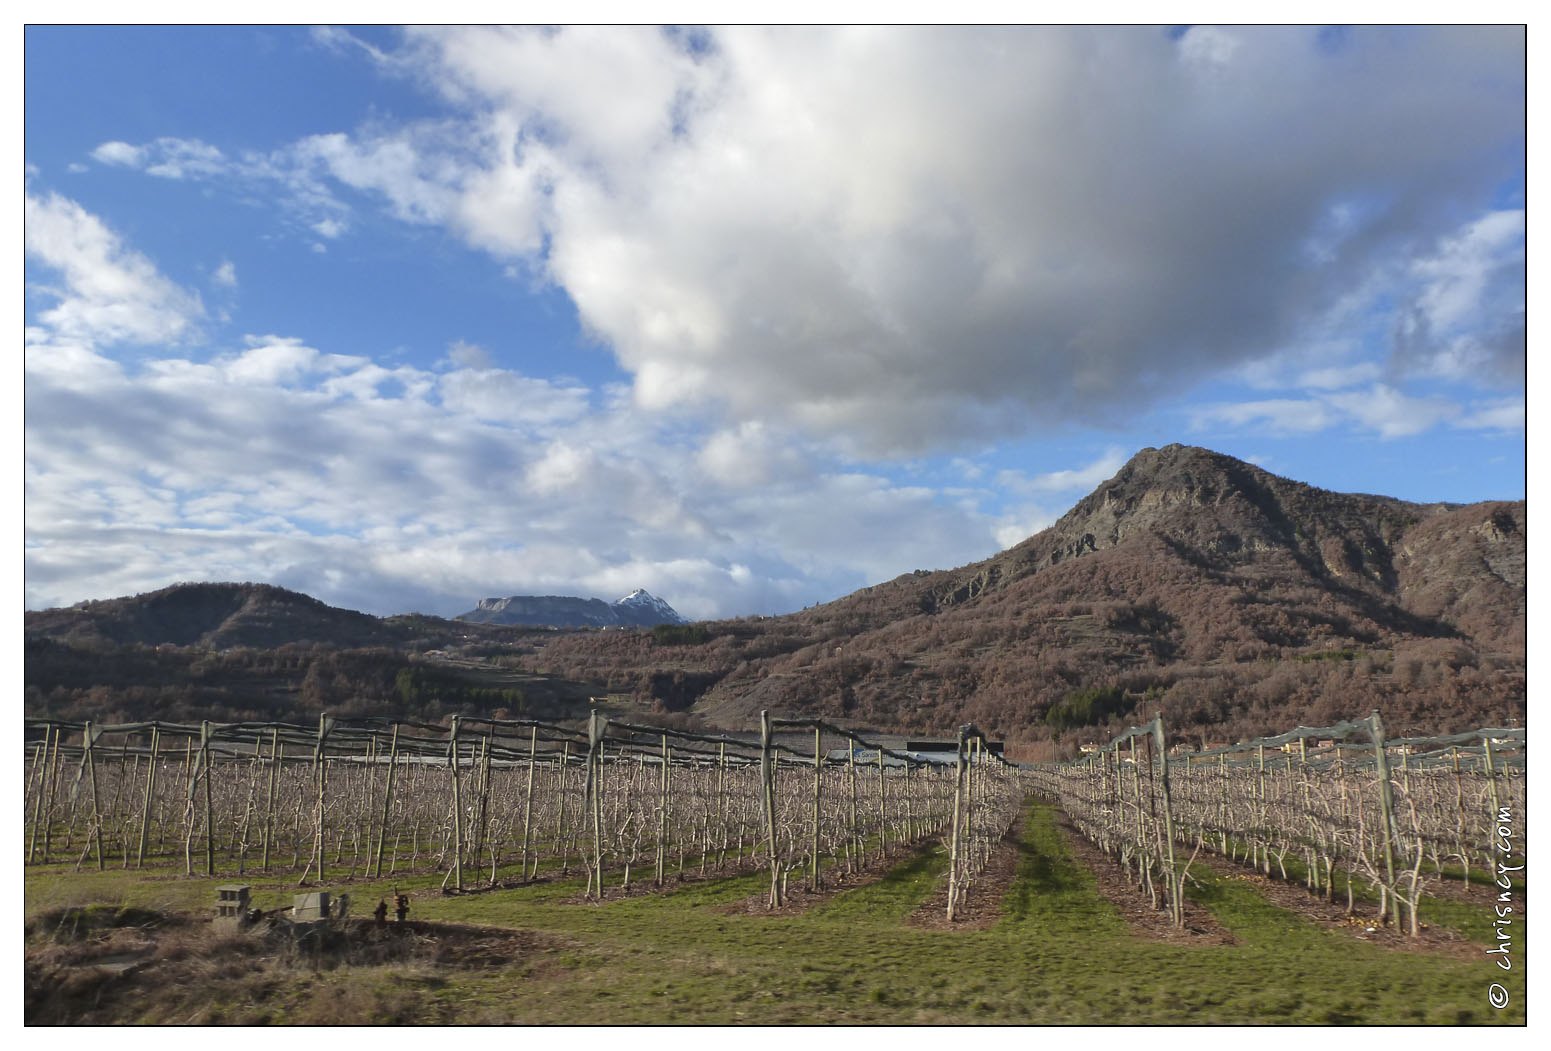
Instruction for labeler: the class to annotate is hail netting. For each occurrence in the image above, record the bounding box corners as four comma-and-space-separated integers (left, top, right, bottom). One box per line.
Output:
1026, 712, 1525, 934
23, 711, 1024, 915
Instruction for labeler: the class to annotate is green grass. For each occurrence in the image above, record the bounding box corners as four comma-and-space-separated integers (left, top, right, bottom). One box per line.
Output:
25, 802, 1526, 1025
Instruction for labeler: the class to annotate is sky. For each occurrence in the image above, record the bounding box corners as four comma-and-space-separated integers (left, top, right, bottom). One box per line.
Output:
19, 25, 1527, 622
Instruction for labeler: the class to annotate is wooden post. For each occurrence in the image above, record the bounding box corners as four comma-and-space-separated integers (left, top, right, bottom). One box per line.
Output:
373, 723, 400, 878
848, 738, 859, 872
28, 727, 54, 865
557, 740, 571, 875
1482, 735, 1501, 879
262, 730, 280, 874
521, 725, 537, 880
84, 722, 104, 870
1151, 716, 1181, 927
760, 711, 781, 908
946, 726, 967, 921
877, 743, 887, 857
717, 741, 728, 870
582, 711, 606, 898
473, 733, 491, 874
1369, 711, 1399, 926
449, 715, 463, 891
811, 724, 822, 892
138, 725, 160, 868
657, 732, 669, 887
201, 721, 215, 876
313, 714, 330, 884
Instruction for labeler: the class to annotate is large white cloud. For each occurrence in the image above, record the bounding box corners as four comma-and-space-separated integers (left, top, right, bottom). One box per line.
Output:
88, 27, 1524, 458
356, 25, 1523, 455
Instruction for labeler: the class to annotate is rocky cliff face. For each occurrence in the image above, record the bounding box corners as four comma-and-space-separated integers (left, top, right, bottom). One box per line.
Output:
459, 589, 686, 628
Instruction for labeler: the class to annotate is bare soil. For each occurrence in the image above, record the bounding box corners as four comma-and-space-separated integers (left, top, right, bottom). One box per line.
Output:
1050, 810, 1237, 945
905, 829, 1021, 931
1196, 855, 1484, 960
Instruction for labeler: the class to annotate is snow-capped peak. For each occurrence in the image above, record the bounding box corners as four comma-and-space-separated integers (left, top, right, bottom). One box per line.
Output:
613, 588, 685, 623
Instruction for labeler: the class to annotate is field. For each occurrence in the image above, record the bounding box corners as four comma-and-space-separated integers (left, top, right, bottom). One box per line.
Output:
24, 799, 1525, 1026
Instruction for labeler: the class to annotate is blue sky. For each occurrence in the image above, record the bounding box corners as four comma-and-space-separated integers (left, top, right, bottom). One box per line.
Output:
21, 26, 1526, 621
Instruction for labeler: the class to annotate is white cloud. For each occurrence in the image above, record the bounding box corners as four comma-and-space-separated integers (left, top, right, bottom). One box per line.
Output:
1190, 399, 1339, 435
1323, 386, 1460, 439
996, 447, 1129, 496
24, 189, 204, 346
350, 25, 1522, 456
1453, 398, 1525, 434
93, 136, 229, 179
86, 28, 1521, 461
1394, 209, 1525, 383
212, 260, 238, 288
91, 140, 146, 167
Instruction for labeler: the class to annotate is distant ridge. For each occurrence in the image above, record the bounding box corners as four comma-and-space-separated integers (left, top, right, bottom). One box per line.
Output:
23, 581, 406, 650
457, 588, 687, 629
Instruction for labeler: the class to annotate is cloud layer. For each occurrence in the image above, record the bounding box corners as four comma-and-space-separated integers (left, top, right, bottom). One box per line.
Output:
372, 26, 1522, 454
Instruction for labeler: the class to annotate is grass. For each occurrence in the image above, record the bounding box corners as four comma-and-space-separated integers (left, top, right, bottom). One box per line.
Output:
24, 801, 1526, 1025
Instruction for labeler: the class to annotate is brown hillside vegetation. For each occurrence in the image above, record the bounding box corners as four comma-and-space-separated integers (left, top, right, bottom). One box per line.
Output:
534, 446, 1524, 750
25, 446, 1524, 752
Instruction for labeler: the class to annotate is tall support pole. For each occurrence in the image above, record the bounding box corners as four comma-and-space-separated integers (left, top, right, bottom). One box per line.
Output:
201, 721, 215, 876
262, 730, 280, 874
946, 726, 967, 922
760, 710, 781, 908
84, 722, 104, 870
584, 710, 606, 898
717, 741, 728, 869
44, 726, 63, 862
521, 725, 537, 880
657, 732, 669, 886
877, 744, 887, 858
811, 724, 822, 892
848, 738, 859, 871
1151, 716, 1181, 927
373, 723, 400, 878
557, 740, 571, 875
448, 715, 463, 892
1482, 735, 1502, 878
313, 714, 330, 884
473, 733, 491, 874
29, 726, 56, 863
26, 735, 47, 863
1369, 711, 1399, 926
138, 725, 160, 868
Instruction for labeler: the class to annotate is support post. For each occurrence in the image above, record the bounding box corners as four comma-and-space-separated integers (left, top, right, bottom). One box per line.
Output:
84, 722, 104, 871
811, 724, 821, 892
449, 715, 463, 891
138, 725, 160, 868
1369, 711, 1399, 926
262, 730, 280, 874
760, 710, 781, 908
521, 725, 537, 880
946, 726, 967, 921
374, 723, 400, 878
201, 721, 215, 876
1151, 715, 1181, 927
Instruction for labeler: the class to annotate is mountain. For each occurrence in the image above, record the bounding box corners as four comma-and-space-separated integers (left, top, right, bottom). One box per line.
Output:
23, 582, 411, 650
458, 588, 687, 629
22, 446, 1525, 748
533, 445, 1525, 744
